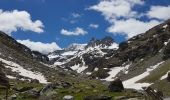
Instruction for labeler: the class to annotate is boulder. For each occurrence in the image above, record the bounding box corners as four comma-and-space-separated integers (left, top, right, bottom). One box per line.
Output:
84, 95, 112, 100
108, 78, 124, 92
63, 95, 74, 100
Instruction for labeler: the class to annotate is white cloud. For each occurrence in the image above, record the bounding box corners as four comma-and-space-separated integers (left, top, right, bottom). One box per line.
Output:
71, 13, 81, 18
147, 5, 170, 20
61, 27, 87, 36
88, 0, 167, 39
89, 24, 99, 29
70, 20, 77, 24
88, 0, 144, 21
0, 9, 44, 35
17, 39, 61, 54
107, 19, 160, 38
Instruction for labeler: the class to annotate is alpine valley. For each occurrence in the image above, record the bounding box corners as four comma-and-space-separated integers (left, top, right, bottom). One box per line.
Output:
1, 19, 170, 100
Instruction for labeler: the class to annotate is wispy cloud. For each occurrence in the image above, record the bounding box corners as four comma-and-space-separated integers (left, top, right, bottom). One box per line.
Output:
89, 24, 99, 29
61, 27, 87, 36
71, 13, 81, 18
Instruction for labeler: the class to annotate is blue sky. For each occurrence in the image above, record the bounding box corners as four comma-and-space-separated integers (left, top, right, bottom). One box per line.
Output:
0, 0, 170, 53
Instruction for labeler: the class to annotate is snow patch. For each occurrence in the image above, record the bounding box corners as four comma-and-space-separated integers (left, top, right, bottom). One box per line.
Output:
163, 24, 168, 29
0, 58, 49, 84
164, 39, 170, 46
86, 72, 92, 75
160, 71, 170, 80
7, 75, 16, 79
48, 54, 59, 60
61, 51, 77, 56
123, 61, 164, 90
70, 64, 88, 73
54, 61, 65, 66
122, 64, 131, 74
108, 43, 118, 49
94, 67, 99, 71
103, 67, 124, 81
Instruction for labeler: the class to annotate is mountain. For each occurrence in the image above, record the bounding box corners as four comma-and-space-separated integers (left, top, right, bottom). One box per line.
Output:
1, 19, 170, 99
49, 19, 170, 96
49, 36, 118, 73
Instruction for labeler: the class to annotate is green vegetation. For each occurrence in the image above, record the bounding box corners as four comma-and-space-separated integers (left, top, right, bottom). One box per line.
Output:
0, 78, 145, 100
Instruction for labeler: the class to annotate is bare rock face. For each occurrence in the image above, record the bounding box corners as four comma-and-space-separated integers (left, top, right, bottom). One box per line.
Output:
108, 78, 124, 92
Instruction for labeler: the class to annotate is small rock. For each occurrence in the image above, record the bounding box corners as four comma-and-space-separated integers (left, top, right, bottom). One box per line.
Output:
63, 95, 74, 100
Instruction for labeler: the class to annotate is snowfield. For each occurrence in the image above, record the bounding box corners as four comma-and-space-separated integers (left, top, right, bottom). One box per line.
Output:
0, 58, 49, 84
123, 61, 164, 90
103, 67, 124, 81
